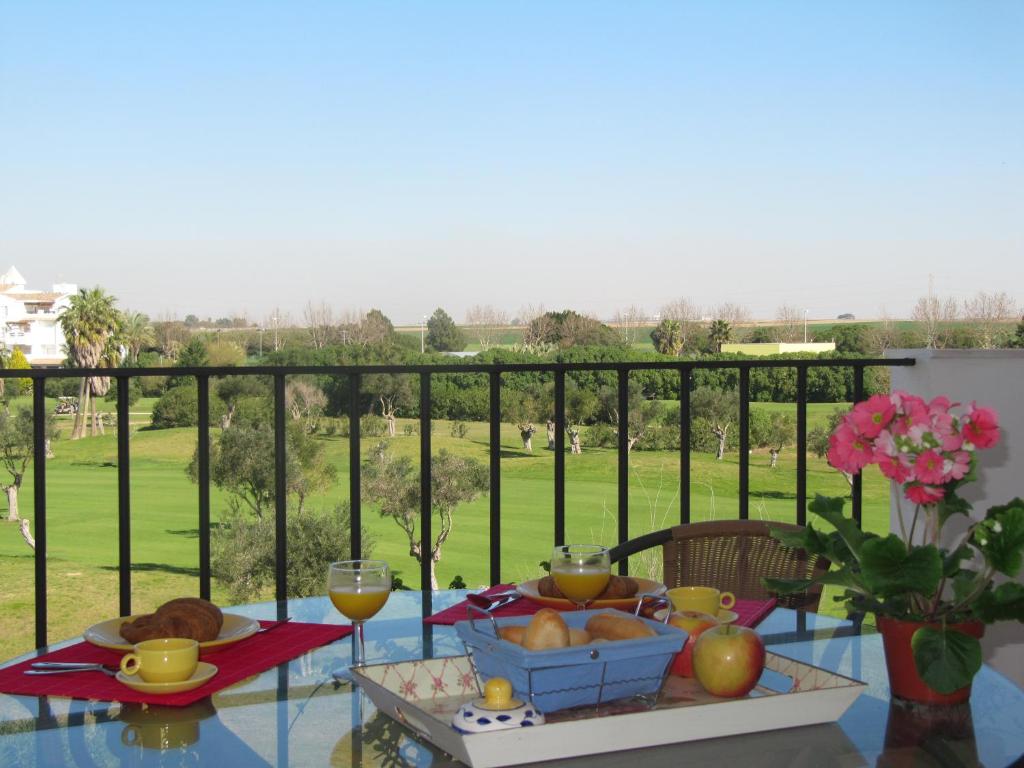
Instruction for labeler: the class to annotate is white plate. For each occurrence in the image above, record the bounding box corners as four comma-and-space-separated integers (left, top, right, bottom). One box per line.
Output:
84, 613, 259, 652
516, 577, 666, 610
116, 662, 218, 695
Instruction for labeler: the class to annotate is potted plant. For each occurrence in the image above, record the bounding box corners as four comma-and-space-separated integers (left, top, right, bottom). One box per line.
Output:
765, 392, 1024, 705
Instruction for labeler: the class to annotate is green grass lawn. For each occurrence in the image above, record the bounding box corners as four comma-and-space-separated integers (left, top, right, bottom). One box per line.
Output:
0, 403, 880, 660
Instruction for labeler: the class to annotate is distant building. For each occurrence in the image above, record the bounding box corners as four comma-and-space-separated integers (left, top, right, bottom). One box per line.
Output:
720, 342, 836, 356
0, 266, 77, 367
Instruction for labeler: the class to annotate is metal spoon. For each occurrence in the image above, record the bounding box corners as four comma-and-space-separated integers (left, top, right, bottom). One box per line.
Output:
466, 590, 522, 611
26, 662, 117, 677
258, 617, 292, 633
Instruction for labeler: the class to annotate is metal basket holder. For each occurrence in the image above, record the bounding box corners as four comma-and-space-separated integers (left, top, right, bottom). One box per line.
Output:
462, 593, 675, 712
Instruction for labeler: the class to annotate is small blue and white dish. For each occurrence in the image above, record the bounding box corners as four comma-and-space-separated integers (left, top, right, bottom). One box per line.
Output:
451, 677, 545, 733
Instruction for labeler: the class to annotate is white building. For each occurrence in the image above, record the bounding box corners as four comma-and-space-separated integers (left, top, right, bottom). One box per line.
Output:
0, 266, 77, 367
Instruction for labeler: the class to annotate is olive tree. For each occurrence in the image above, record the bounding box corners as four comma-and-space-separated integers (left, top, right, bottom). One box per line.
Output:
188, 421, 336, 517
361, 445, 488, 589
1, 406, 58, 525
691, 387, 738, 459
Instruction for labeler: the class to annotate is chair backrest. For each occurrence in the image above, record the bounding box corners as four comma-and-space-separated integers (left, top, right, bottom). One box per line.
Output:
610, 520, 830, 612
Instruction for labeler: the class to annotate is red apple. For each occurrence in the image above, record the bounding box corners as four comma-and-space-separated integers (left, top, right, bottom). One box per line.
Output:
666, 610, 719, 677
692, 623, 765, 697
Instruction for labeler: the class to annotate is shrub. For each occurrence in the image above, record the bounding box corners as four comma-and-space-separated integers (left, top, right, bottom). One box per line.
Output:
450, 420, 469, 439
104, 377, 142, 406
138, 375, 169, 398
45, 377, 81, 398
690, 416, 740, 454
231, 395, 272, 428
361, 414, 386, 437
586, 422, 616, 448
212, 503, 372, 604
323, 419, 338, 436
7, 348, 32, 395
635, 423, 679, 451
151, 385, 226, 428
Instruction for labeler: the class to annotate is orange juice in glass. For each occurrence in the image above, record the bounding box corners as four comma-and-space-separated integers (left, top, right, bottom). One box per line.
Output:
328, 559, 390, 681
551, 545, 610, 609
329, 586, 390, 622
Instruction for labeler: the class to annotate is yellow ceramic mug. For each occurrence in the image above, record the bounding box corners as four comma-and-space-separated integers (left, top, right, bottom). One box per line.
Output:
667, 586, 736, 617
119, 638, 199, 683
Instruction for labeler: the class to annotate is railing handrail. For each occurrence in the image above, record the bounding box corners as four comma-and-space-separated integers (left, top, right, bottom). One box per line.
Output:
12, 356, 914, 649
4, 357, 913, 379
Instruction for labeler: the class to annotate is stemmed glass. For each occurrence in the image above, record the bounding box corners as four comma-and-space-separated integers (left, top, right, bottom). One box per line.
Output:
550, 545, 611, 610
328, 559, 391, 682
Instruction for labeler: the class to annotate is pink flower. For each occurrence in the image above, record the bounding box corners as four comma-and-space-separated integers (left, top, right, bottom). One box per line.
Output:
930, 411, 964, 451
944, 450, 971, 481
913, 450, 946, 485
962, 403, 1000, 449
849, 394, 896, 438
827, 422, 874, 473
927, 395, 956, 416
878, 453, 912, 483
890, 393, 929, 436
874, 429, 898, 458
905, 483, 945, 505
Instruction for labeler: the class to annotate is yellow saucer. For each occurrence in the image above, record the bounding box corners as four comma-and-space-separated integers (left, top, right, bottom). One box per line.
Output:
654, 607, 740, 624
116, 662, 218, 695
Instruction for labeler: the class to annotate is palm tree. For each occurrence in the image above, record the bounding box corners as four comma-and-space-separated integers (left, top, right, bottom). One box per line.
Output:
650, 318, 684, 356
707, 319, 732, 353
120, 311, 156, 365
59, 288, 123, 439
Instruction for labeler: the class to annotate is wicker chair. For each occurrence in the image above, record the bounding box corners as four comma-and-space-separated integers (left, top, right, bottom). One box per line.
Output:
608, 520, 831, 611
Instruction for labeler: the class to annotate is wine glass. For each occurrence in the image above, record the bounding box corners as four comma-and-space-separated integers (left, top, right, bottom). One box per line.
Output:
328, 560, 391, 682
550, 545, 610, 610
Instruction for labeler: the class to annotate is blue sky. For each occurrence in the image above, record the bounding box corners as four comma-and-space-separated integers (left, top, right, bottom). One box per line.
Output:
1, 1, 1021, 325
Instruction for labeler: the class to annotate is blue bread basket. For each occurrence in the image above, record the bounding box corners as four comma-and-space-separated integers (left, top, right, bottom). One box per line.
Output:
454, 607, 686, 713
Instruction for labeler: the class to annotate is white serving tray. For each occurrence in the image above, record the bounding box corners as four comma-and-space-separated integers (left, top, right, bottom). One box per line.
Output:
353, 651, 866, 768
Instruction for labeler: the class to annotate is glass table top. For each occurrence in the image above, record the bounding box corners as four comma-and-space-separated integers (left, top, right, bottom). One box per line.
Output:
0, 591, 1021, 767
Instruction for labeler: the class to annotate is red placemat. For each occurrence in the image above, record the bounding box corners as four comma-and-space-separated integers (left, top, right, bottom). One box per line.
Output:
733, 598, 777, 628
0, 620, 352, 707
424, 585, 541, 625
426, 585, 777, 630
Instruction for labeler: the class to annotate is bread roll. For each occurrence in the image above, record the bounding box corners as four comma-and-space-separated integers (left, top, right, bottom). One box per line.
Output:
523, 608, 570, 650
585, 612, 656, 642
537, 574, 639, 601
498, 625, 526, 645
568, 628, 592, 646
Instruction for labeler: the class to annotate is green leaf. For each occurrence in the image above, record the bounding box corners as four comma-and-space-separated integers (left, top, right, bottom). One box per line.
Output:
770, 523, 839, 561
975, 504, 1024, 577
936, 491, 972, 527
807, 495, 868, 561
972, 582, 1024, 623
951, 572, 979, 604
942, 546, 972, 578
911, 626, 982, 695
984, 497, 1024, 520
769, 525, 816, 551
861, 536, 942, 597
763, 568, 866, 596
761, 577, 810, 595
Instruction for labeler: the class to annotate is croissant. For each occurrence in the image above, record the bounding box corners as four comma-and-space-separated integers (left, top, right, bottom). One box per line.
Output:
119, 597, 224, 644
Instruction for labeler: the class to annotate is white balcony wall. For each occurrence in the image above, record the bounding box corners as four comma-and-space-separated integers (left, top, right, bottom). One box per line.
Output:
889, 349, 1024, 689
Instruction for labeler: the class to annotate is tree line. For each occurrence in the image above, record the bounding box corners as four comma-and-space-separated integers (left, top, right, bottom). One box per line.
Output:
5, 287, 1023, 597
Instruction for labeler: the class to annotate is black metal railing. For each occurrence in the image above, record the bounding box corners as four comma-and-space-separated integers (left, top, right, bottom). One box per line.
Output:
5, 357, 913, 648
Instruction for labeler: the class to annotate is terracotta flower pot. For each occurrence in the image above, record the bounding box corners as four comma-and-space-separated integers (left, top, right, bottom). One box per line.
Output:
877, 616, 984, 706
